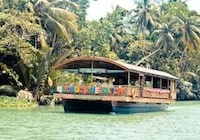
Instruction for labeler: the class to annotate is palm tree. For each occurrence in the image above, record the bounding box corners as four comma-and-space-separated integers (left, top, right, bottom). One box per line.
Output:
0, 0, 80, 100
132, 0, 157, 33
171, 16, 200, 77
152, 22, 176, 50
176, 16, 200, 50
26, 0, 79, 99
135, 21, 176, 66
32, 0, 78, 49
109, 26, 123, 53
105, 6, 132, 54
153, 21, 178, 55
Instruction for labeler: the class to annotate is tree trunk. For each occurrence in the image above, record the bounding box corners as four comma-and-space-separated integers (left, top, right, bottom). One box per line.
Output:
52, 33, 57, 49
178, 47, 187, 73
53, 49, 75, 65
136, 46, 162, 66
33, 86, 40, 102
34, 35, 37, 48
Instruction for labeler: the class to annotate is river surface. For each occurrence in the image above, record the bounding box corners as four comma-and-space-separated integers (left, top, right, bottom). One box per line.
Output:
0, 101, 200, 140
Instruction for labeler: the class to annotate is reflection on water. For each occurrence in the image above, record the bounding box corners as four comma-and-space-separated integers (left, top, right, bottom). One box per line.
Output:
0, 101, 200, 140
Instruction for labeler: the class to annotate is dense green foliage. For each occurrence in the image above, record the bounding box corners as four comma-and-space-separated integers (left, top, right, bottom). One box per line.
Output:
0, 0, 200, 100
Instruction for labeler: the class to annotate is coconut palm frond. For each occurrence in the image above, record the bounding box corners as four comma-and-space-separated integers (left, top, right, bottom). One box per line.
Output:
154, 36, 163, 47
25, 2, 35, 13
37, 50, 52, 87
49, 14, 78, 34
190, 25, 200, 33
167, 33, 175, 41
176, 16, 200, 50
152, 22, 176, 49
148, 15, 155, 27
34, 0, 49, 8
53, 49, 76, 65
39, 31, 50, 52
51, 0, 79, 10
174, 16, 184, 25
49, 7, 77, 21
151, 29, 161, 37
182, 26, 200, 49
44, 13, 71, 43
64, 21, 78, 34
184, 72, 199, 79
113, 33, 123, 42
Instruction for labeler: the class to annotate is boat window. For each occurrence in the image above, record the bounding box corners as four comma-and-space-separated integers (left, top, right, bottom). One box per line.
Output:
153, 77, 160, 88
144, 76, 152, 87
162, 79, 168, 89
119, 78, 123, 85
130, 74, 139, 86
113, 73, 127, 85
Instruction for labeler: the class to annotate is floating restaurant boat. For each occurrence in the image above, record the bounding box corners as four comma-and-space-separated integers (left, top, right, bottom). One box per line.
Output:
52, 56, 178, 114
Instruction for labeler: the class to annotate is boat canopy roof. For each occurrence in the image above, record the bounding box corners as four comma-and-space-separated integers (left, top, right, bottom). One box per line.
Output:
52, 56, 178, 80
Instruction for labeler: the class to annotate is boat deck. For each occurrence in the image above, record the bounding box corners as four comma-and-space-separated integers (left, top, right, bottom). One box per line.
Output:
53, 93, 175, 104
53, 84, 176, 104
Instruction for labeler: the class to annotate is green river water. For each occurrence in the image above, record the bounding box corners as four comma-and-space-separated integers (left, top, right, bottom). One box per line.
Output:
0, 101, 200, 140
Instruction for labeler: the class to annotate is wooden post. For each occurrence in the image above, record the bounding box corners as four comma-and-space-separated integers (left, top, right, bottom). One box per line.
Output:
139, 73, 145, 97
151, 76, 153, 88
170, 80, 175, 99
171, 81, 175, 92
127, 71, 131, 96
160, 78, 162, 89
91, 59, 94, 84
127, 71, 130, 86
167, 79, 169, 89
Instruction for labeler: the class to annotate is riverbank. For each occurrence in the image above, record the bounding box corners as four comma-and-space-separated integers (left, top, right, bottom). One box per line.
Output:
0, 96, 37, 108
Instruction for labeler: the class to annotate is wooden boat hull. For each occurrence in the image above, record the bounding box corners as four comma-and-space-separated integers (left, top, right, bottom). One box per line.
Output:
112, 101, 169, 114
62, 99, 112, 113
62, 99, 168, 114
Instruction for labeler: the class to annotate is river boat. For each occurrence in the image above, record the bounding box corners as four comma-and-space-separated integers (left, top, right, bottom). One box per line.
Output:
52, 56, 178, 114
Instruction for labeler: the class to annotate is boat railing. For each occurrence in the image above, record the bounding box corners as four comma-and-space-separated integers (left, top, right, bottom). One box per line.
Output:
142, 88, 170, 99
53, 84, 171, 99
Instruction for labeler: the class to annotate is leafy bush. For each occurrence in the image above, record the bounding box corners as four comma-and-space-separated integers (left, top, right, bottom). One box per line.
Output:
177, 79, 197, 100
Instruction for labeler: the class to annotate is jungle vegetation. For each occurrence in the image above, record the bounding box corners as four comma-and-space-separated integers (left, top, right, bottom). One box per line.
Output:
0, 0, 199, 101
